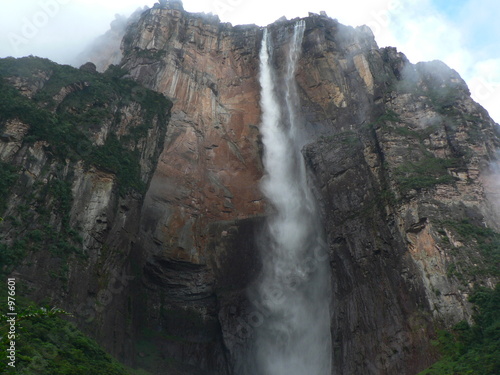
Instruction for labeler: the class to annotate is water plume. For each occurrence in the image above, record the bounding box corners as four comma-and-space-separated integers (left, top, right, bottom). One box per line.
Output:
249, 20, 332, 375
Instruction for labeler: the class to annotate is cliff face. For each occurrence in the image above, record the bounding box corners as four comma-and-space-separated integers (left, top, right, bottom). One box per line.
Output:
0, 57, 171, 362
2, 2, 500, 375
298, 36, 500, 373
118, 6, 266, 373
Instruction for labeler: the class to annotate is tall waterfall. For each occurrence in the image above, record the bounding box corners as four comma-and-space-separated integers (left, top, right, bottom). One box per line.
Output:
250, 21, 332, 375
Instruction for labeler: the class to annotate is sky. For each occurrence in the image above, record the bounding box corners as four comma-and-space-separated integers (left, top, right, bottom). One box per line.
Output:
0, 0, 499, 122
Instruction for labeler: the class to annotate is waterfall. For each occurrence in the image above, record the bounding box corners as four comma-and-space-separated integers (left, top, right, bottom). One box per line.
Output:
250, 21, 332, 375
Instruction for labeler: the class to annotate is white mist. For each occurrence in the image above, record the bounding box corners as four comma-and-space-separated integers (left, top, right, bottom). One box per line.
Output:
252, 21, 332, 375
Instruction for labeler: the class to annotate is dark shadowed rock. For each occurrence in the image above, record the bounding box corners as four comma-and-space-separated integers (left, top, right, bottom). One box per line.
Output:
2, 5, 499, 375
79, 61, 97, 73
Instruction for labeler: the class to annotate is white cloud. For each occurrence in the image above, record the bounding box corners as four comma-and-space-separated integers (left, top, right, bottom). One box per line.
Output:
468, 59, 500, 121
0, 0, 498, 122
187, 0, 394, 27
0, 0, 150, 64
184, 0, 500, 122
377, 0, 500, 123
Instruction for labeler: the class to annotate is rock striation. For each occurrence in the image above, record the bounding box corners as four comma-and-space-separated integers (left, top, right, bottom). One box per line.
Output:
1, 2, 500, 374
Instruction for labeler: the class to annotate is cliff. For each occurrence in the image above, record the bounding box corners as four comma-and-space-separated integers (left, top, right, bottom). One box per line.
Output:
1, 1, 499, 374
0, 56, 171, 366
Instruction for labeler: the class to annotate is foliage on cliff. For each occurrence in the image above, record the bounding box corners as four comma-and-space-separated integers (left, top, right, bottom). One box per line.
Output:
0, 173, 85, 278
0, 56, 171, 193
0, 163, 19, 215
443, 220, 500, 279
419, 284, 500, 375
0, 56, 172, 274
0, 293, 151, 375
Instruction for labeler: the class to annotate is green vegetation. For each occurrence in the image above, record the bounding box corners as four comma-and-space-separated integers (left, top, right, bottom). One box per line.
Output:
394, 156, 459, 194
0, 57, 170, 125
0, 163, 19, 214
419, 284, 500, 375
0, 224, 82, 272
369, 114, 464, 199
0, 56, 171, 193
0, 55, 171, 277
426, 84, 462, 112
45, 179, 73, 228
0, 56, 169, 375
0, 240, 29, 272
88, 133, 146, 194
443, 219, 500, 278
0, 294, 146, 375
337, 133, 360, 146
363, 109, 401, 132
391, 62, 463, 113
0, 176, 84, 275
377, 109, 401, 124
391, 124, 439, 141
376, 108, 440, 142
0, 79, 88, 161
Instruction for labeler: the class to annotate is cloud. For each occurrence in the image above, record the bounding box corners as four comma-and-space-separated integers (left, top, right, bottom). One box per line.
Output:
0, 0, 498, 122
186, 0, 393, 27
467, 59, 500, 121
458, 0, 500, 58
0, 0, 151, 65
375, 0, 500, 122
203, 0, 500, 122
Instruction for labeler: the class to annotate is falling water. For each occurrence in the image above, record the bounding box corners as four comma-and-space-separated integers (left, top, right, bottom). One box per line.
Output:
250, 21, 332, 375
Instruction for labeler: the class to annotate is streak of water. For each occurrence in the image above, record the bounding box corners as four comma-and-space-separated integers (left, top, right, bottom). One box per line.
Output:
251, 21, 332, 375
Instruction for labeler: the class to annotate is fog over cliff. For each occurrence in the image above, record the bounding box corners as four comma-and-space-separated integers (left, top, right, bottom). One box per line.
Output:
1, 0, 499, 122
0, 1, 499, 375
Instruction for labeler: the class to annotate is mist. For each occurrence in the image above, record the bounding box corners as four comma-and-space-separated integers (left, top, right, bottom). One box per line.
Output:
0, 0, 152, 65
0, 0, 498, 123
247, 21, 331, 375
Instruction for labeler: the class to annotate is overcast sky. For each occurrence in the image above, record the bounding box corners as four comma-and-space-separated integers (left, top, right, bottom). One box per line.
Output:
0, 0, 499, 122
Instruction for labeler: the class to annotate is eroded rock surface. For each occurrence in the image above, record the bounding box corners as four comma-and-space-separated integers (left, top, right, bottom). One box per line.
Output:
2, 3, 500, 375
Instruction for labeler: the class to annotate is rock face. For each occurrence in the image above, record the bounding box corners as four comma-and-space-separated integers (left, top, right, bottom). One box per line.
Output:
1, 2, 500, 375
116, 5, 266, 373
0, 56, 171, 362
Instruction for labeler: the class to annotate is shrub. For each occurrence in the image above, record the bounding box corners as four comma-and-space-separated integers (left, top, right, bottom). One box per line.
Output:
0, 163, 19, 214
419, 284, 500, 375
0, 299, 131, 374
443, 219, 500, 277
395, 157, 459, 194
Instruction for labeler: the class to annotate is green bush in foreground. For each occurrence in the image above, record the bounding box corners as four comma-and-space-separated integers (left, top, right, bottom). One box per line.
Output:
419, 284, 500, 375
0, 299, 153, 374
0, 305, 126, 374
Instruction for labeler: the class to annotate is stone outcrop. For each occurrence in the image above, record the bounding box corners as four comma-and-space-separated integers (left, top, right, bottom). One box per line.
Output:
1, 2, 499, 375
